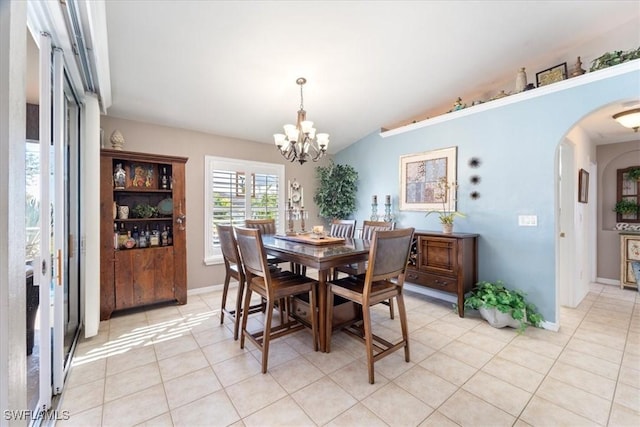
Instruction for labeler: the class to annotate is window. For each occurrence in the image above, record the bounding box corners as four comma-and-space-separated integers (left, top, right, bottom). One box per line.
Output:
204, 156, 285, 264
617, 166, 640, 223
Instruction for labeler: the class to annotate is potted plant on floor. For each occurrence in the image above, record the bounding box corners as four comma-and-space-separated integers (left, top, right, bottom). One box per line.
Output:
464, 280, 543, 333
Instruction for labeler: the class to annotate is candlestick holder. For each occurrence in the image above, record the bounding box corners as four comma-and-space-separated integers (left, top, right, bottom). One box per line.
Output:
287, 207, 295, 234
370, 203, 379, 221
383, 202, 393, 222
300, 208, 306, 232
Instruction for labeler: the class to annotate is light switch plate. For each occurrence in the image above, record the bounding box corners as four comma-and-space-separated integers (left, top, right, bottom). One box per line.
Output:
518, 215, 538, 226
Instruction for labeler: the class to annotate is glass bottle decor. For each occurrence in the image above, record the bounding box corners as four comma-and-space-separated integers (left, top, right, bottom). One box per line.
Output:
113, 163, 126, 189
370, 196, 379, 221
515, 67, 527, 93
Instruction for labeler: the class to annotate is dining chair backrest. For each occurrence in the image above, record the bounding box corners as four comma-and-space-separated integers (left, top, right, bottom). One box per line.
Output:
217, 224, 241, 267
245, 219, 277, 235
234, 226, 270, 282
364, 227, 415, 289
329, 219, 356, 238
361, 220, 395, 240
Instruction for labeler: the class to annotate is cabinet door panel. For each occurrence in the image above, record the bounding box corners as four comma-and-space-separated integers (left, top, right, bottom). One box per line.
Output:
155, 248, 175, 301
114, 251, 135, 309
134, 251, 156, 305
418, 236, 458, 275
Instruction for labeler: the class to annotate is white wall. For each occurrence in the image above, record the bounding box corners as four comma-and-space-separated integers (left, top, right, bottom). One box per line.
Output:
0, 0, 27, 419
564, 125, 596, 306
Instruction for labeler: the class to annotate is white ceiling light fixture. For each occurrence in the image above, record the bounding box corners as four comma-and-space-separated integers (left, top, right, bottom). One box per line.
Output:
274, 77, 329, 165
613, 108, 640, 132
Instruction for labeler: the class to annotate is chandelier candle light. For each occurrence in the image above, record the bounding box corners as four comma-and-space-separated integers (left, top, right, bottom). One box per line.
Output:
274, 77, 329, 165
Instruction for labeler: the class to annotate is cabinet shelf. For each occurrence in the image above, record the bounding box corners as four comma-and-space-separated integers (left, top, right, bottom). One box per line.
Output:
115, 217, 173, 222
114, 189, 173, 194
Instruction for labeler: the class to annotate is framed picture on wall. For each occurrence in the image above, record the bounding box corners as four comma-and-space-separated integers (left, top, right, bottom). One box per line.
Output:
578, 168, 589, 203
536, 62, 568, 87
399, 146, 457, 211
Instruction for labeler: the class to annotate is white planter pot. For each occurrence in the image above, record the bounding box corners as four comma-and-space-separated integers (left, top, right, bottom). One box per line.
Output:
478, 306, 521, 329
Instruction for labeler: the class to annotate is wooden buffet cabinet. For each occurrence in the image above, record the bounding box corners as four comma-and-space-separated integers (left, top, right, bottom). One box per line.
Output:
405, 231, 478, 317
100, 149, 188, 320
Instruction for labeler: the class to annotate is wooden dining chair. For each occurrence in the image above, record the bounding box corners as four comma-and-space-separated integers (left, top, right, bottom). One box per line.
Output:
326, 227, 415, 384
245, 218, 289, 268
333, 220, 396, 318
235, 226, 319, 373
216, 224, 265, 340
329, 219, 357, 238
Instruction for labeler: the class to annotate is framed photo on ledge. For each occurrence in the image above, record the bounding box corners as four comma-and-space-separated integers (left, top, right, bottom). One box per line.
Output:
536, 62, 568, 87
578, 168, 589, 203
399, 146, 457, 211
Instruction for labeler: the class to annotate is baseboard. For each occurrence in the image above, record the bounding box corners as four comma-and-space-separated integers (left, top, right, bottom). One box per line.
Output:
595, 277, 620, 286
540, 320, 559, 332
187, 283, 229, 296
404, 283, 457, 304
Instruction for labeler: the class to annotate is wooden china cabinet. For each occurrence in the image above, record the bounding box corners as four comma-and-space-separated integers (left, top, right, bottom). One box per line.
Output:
100, 149, 188, 320
405, 231, 478, 317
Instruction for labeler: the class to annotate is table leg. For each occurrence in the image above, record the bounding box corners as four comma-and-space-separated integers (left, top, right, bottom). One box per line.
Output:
317, 269, 327, 352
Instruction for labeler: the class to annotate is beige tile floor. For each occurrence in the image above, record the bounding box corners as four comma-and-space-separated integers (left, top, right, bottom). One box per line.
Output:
58, 281, 639, 426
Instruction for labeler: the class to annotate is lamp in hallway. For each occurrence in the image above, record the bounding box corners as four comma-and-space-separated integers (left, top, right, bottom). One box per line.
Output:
613, 108, 640, 132
274, 77, 329, 164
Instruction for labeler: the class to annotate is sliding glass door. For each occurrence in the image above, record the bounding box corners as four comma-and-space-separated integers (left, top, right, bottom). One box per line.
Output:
28, 29, 81, 416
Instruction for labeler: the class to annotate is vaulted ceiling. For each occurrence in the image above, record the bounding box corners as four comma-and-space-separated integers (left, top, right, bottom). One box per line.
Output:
100, 1, 640, 151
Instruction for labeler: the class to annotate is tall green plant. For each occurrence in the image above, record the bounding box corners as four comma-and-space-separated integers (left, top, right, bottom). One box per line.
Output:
314, 161, 358, 220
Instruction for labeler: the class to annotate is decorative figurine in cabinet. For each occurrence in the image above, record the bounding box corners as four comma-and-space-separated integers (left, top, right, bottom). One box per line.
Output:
100, 149, 188, 320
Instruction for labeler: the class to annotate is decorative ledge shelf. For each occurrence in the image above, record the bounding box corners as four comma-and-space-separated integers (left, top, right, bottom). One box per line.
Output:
380, 60, 640, 138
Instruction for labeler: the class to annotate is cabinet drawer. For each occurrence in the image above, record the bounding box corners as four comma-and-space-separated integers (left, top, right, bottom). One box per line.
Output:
405, 269, 457, 293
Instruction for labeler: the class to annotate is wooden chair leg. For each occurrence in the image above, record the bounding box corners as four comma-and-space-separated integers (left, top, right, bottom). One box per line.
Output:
232, 278, 245, 341
325, 287, 334, 353
310, 287, 318, 352
220, 273, 231, 325
362, 304, 375, 384
261, 299, 274, 374
396, 294, 410, 362
240, 287, 253, 350
388, 298, 394, 319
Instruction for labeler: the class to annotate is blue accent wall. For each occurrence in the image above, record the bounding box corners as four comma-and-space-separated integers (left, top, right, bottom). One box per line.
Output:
335, 69, 640, 322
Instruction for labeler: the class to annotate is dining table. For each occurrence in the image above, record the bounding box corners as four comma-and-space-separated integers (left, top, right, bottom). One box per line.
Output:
262, 234, 371, 352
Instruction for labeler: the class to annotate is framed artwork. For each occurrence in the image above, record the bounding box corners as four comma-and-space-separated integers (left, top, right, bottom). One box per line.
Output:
536, 62, 567, 87
578, 168, 589, 203
129, 163, 155, 188
236, 172, 255, 197
399, 146, 457, 211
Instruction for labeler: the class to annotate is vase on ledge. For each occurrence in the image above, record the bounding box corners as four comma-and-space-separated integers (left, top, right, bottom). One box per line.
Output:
442, 223, 453, 234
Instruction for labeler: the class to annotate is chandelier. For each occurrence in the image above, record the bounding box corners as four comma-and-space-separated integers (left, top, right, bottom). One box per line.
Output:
274, 77, 329, 165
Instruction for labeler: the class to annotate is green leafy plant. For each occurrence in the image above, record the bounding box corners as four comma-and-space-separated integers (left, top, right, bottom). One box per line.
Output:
464, 280, 543, 332
590, 47, 640, 72
614, 199, 639, 215
133, 204, 158, 218
314, 161, 358, 220
425, 177, 465, 225
627, 168, 640, 181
